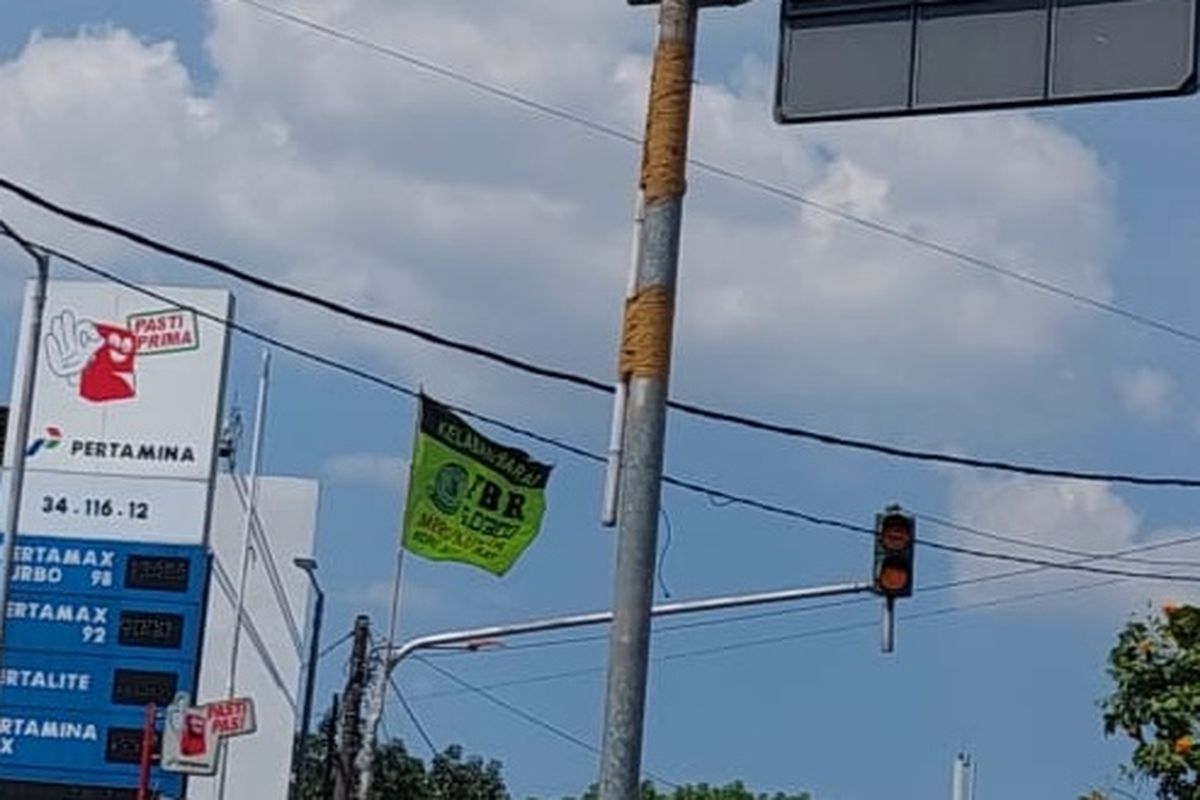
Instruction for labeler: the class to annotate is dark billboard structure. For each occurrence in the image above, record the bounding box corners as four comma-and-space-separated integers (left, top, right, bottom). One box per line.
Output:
777, 0, 1198, 123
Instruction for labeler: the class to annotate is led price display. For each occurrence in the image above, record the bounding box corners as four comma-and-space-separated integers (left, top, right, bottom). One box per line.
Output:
0, 778, 139, 799
117, 611, 184, 650
123, 556, 190, 593
103, 727, 158, 765
110, 669, 179, 708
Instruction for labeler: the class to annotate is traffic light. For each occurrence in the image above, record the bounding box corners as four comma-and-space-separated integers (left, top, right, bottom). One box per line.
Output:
874, 505, 915, 599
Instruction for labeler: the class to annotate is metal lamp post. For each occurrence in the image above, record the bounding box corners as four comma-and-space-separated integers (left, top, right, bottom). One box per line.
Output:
290, 556, 324, 800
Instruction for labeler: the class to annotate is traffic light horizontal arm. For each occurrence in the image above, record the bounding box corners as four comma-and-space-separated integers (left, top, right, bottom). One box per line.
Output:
381, 580, 875, 669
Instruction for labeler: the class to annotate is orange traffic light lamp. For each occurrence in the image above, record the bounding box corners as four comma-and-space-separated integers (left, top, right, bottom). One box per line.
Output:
874, 505, 915, 599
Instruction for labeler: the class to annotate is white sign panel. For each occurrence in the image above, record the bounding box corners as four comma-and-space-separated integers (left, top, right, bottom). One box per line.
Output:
162, 693, 258, 776
0, 471, 209, 543
4, 280, 233, 483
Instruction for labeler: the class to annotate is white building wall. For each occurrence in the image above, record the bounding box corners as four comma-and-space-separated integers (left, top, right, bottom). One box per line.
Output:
187, 475, 319, 800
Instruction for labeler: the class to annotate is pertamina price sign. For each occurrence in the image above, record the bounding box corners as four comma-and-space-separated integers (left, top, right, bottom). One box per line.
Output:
0, 279, 230, 796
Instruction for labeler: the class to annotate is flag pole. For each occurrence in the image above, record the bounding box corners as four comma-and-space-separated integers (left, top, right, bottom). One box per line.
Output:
374, 391, 422, 779
217, 349, 270, 800
385, 390, 423, 653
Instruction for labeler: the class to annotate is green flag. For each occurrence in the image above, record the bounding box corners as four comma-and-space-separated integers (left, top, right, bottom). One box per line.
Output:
402, 395, 553, 576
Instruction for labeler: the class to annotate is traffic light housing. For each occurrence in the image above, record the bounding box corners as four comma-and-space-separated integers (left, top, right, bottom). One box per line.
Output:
874, 506, 915, 599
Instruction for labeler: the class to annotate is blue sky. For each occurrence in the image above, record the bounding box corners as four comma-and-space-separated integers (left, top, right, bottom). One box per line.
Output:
2, 2, 1200, 798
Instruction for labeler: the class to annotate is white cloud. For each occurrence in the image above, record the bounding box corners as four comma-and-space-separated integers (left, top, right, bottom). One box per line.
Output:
0, 3, 1121, 436
323, 451, 409, 489
945, 473, 1200, 615
1114, 367, 1175, 421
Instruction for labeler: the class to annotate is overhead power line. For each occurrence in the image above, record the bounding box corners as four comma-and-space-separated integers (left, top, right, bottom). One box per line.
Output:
2, 200, 1199, 489
918, 511, 1200, 568
229, 0, 1200, 351
210, 556, 298, 712
413, 654, 680, 790
230, 472, 306, 657
7, 230, 1200, 582
407, 576, 1125, 703
320, 631, 355, 661
388, 674, 438, 757
437, 530, 1200, 659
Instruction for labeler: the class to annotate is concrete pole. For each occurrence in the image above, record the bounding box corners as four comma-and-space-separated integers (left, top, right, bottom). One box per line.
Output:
336, 615, 371, 800
0, 251, 49, 682
599, 1, 697, 797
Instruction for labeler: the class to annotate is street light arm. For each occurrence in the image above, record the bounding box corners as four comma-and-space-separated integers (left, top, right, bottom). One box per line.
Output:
380, 580, 873, 670
356, 579, 875, 799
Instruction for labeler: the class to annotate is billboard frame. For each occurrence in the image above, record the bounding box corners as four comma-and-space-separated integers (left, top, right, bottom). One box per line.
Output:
774, 0, 1200, 124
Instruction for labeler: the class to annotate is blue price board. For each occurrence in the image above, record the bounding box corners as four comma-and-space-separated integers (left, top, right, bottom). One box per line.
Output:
0, 532, 209, 794
4, 592, 202, 660
3, 536, 207, 603
0, 707, 185, 796
0, 651, 195, 713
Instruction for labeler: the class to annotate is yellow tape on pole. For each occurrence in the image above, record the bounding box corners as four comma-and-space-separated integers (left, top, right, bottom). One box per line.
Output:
618, 286, 674, 380
640, 39, 695, 202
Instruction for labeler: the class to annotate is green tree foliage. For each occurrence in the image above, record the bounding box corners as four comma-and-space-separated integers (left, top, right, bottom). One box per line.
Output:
555, 781, 810, 800
294, 724, 509, 799
293, 709, 804, 800
426, 744, 508, 800
1099, 603, 1200, 799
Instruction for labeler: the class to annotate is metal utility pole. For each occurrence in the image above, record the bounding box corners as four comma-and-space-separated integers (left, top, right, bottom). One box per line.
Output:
335, 615, 371, 800
600, 0, 697, 797
0, 248, 49, 679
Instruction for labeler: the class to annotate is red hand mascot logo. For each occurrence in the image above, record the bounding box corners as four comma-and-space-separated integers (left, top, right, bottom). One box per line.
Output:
180, 710, 210, 758
45, 310, 138, 404
81, 323, 137, 402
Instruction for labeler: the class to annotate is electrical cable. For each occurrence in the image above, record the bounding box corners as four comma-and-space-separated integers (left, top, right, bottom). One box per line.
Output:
412, 654, 680, 790
227, 0, 1200, 352
647, 576, 1126, 663
406, 576, 1126, 703
2, 199, 1200, 488
379, 715, 393, 744
211, 555, 299, 711
919, 538, 1200, 582
389, 674, 438, 757
9, 231, 1200, 584
230, 471, 306, 656
0, 218, 41, 262
657, 505, 674, 599
445, 530, 1200, 657
917, 511, 1200, 568
320, 631, 355, 661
